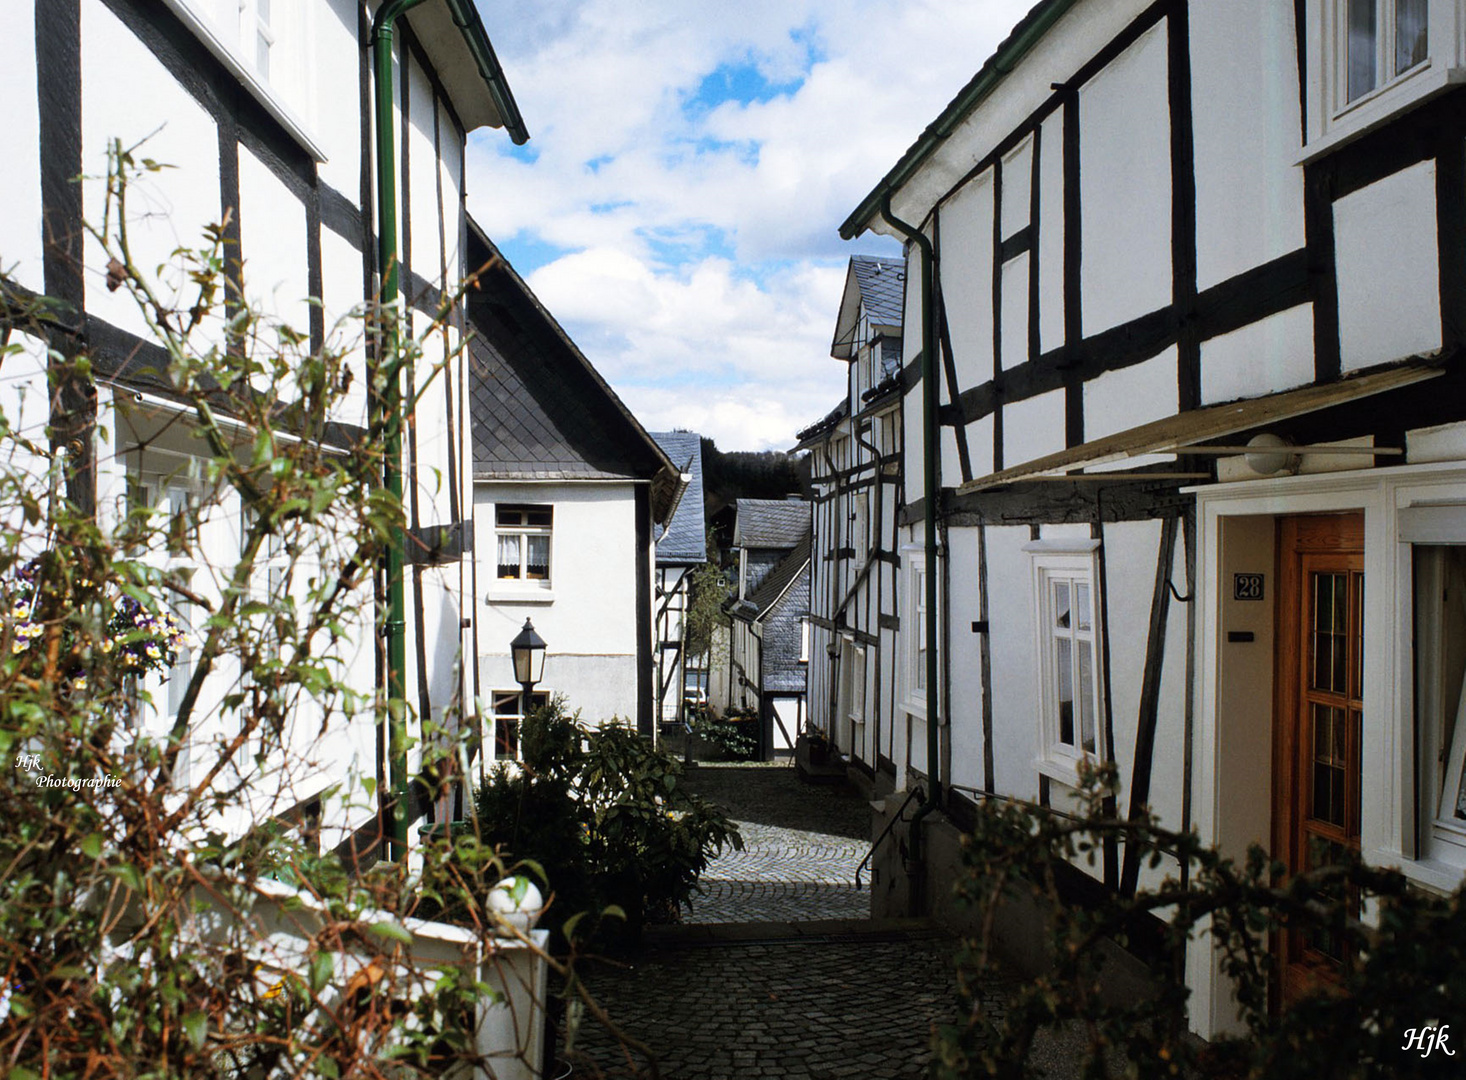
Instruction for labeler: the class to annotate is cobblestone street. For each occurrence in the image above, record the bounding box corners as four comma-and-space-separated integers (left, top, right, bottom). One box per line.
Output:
562, 764, 973, 1079
683, 762, 870, 925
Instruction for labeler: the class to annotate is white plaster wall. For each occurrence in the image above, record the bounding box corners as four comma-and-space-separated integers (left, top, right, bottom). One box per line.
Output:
879, 0, 1156, 234
0, 335, 53, 490
320, 227, 370, 428
941, 426, 964, 488
965, 414, 994, 480
1095, 519, 1166, 814
474, 482, 643, 722
1004, 387, 1066, 467
1189, 0, 1305, 291
315, 0, 363, 200
1038, 110, 1066, 356
1, 2, 43, 292
1148, 529, 1191, 831
1200, 302, 1315, 405
1334, 161, 1442, 372
986, 524, 1040, 798
1001, 136, 1034, 239
1000, 253, 1030, 371
82, 0, 221, 343
937, 171, 995, 390
1083, 347, 1178, 456
902, 244, 924, 367
407, 60, 444, 284
239, 145, 310, 340
439, 119, 465, 279
1079, 21, 1172, 337
946, 525, 987, 796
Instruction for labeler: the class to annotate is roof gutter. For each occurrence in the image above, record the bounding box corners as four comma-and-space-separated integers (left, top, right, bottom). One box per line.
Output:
439, 0, 529, 145
370, 0, 527, 861
839, 0, 1078, 241
877, 195, 943, 885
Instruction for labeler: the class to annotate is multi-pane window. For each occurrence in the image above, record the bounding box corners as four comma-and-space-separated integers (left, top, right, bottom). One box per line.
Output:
496, 505, 552, 583
491, 689, 549, 761
127, 472, 202, 780
246, 0, 275, 80
1032, 552, 1104, 771
913, 567, 928, 694
1343, 0, 1429, 104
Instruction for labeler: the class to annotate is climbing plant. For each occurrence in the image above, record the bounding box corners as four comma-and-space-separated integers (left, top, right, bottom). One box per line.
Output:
931, 761, 1466, 1080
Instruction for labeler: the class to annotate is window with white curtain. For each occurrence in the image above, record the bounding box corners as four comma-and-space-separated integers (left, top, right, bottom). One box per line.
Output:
495, 505, 552, 584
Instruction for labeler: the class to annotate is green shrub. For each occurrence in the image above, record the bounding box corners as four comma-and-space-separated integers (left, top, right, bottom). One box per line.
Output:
471, 700, 741, 945
934, 761, 1466, 1080
688, 704, 758, 759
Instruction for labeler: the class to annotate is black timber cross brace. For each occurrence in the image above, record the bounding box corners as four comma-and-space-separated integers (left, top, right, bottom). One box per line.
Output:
1120, 512, 1183, 897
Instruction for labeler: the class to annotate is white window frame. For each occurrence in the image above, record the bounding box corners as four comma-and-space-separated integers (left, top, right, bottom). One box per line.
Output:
1028, 541, 1105, 782
902, 551, 929, 720
160, 0, 323, 162
1409, 542, 1466, 868
494, 504, 553, 590
126, 463, 206, 784
1302, 0, 1466, 160
490, 688, 549, 763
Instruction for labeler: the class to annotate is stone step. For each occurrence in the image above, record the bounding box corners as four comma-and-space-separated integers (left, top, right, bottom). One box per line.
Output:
643, 916, 946, 950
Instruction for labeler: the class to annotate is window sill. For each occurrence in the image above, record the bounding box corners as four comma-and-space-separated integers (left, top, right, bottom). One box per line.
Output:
160, 0, 327, 163
1367, 847, 1465, 895
1297, 65, 1466, 166
485, 588, 555, 605
1033, 753, 1096, 789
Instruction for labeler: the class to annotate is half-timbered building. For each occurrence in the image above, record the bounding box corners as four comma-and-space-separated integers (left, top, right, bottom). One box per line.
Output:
650, 430, 708, 731
795, 255, 906, 793
722, 498, 812, 757
840, 0, 1466, 1035
3, 0, 526, 860
466, 224, 678, 752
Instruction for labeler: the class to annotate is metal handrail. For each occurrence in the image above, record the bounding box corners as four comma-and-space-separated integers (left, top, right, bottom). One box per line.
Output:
855, 785, 925, 890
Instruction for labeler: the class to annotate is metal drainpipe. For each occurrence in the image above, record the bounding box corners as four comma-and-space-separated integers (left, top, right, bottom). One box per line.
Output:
371, 0, 430, 862
878, 194, 942, 902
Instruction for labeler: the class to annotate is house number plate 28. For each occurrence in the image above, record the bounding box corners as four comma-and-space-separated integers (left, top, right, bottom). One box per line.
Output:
1233, 573, 1265, 601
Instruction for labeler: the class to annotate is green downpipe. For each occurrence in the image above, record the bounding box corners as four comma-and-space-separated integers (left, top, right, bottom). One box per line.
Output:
371, 0, 429, 863
879, 195, 942, 899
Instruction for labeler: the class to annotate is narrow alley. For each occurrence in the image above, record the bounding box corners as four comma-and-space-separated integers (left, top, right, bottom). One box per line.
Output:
560, 764, 991, 1079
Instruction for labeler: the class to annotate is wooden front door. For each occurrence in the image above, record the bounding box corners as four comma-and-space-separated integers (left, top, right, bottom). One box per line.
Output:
1274, 513, 1364, 1006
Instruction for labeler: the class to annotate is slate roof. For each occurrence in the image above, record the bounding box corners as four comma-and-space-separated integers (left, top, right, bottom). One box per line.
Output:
852, 255, 906, 326
831, 255, 905, 359
650, 431, 707, 565
738, 530, 812, 622
734, 499, 811, 549
466, 223, 673, 489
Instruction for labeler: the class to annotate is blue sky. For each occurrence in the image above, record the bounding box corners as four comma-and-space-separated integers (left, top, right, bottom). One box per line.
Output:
466, 0, 1037, 450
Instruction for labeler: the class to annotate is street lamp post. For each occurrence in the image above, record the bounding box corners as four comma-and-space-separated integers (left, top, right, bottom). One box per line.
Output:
509, 618, 547, 734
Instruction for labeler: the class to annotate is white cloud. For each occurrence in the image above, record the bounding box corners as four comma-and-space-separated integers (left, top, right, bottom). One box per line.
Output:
469, 0, 1036, 449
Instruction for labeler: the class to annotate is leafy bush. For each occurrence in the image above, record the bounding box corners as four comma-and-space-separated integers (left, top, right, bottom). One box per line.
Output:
472, 700, 742, 944
688, 703, 757, 759
933, 761, 1466, 1080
